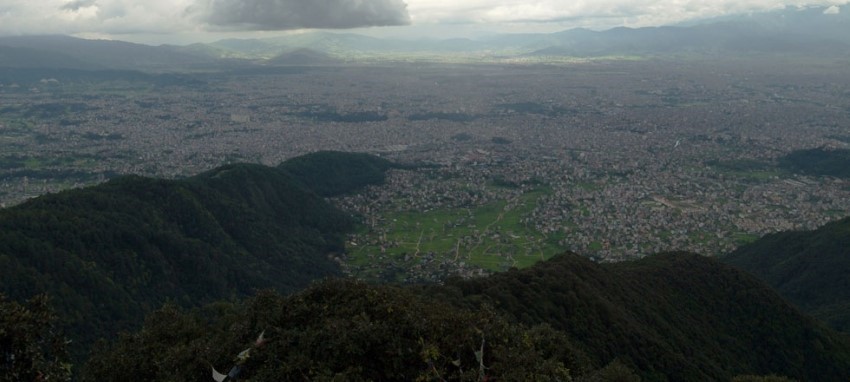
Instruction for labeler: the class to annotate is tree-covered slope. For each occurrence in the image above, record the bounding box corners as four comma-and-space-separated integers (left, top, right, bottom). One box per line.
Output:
723, 217, 850, 332
81, 252, 850, 381
82, 282, 593, 382
778, 148, 850, 178
279, 150, 395, 197
0, 152, 393, 361
429, 252, 850, 381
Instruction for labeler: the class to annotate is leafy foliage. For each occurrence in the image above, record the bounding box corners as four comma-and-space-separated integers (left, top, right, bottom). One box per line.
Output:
82, 252, 850, 381
731, 375, 798, 382
83, 282, 579, 381
723, 217, 850, 332
575, 359, 641, 382
0, 294, 71, 382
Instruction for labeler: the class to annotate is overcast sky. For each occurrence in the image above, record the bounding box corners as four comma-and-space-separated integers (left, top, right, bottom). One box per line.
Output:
0, 0, 847, 44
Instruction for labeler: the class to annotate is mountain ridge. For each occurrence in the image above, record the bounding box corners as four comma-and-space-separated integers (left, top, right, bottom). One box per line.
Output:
0, 151, 393, 361
2, 5, 848, 71
431, 251, 850, 380
723, 217, 850, 332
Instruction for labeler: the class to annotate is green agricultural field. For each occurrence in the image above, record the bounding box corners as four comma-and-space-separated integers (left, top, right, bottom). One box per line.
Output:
708, 159, 784, 182
347, 188, 566, 279
733, 232, 761, 245
740, 170, 784, 181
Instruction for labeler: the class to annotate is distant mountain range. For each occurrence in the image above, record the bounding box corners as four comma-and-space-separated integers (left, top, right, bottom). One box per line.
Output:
0, 35, 224, 71
0, 5, 848, 72
266, 47, 341, 66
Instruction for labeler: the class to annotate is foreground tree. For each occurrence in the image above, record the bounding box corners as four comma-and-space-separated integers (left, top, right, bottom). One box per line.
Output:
0, 294, 71, 382
83, 282, 583, 381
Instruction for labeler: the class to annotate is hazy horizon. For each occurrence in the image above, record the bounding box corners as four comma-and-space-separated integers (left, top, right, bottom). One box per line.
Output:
0, 0, 847, 46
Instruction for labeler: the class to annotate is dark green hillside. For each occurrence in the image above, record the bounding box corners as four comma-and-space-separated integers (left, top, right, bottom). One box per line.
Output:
81, 253, 850, 381
0, 164, 346, 357
0, 152, 394, 361
429, 252, 850, 381
724, 217, 850, 332
778, 148, 850, 178
83, 282, 589, 381
279, 150, 395, 197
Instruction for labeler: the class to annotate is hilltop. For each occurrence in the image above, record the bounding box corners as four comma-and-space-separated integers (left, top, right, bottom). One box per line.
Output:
278, 150, 396, 197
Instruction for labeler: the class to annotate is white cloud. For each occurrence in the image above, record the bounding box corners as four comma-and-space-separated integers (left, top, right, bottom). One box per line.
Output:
824, 4, 842, 13
0, 0, 196, 36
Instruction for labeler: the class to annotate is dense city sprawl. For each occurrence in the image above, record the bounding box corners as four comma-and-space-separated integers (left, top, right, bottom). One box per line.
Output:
2, 59, 849, 279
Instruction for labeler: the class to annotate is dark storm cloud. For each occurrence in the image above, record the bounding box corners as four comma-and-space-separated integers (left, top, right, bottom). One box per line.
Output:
61, 0, 98, 11
194, 0, 410, 30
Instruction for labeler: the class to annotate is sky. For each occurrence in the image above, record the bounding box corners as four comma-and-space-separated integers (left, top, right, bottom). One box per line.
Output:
0, 0, 847, 45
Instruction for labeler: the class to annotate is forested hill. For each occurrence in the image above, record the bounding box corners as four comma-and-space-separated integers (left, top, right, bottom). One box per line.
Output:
723, 217, 850, 332
429, 252, 850, 381
81, 252, 850, 381
0, 151, 393, 361
278, 150, 396, 197
778, 148, 850, 179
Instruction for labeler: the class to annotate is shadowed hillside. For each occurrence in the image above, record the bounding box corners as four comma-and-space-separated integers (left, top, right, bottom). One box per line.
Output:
0, 152, 393, 361
82, 282, 590, 381
429, 252, 850, 381
279, 150, 395, 197
80, 253, 850, 381
778, 148, 850, 179
724, 217, 850, 332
